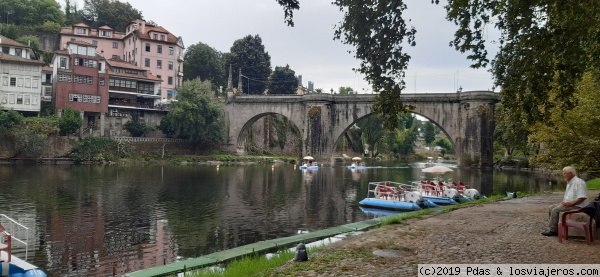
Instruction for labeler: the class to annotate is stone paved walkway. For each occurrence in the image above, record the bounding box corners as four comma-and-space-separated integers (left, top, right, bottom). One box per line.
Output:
271, 191, 600, 276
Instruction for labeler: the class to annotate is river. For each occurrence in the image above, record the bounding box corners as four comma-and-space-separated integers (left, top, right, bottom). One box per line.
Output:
0, 162, 561, 276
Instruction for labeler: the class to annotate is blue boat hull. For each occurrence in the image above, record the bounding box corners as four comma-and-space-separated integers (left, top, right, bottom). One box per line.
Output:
423, 196, 458, 205
359, 198, 422, 211
299, 166, 319, 170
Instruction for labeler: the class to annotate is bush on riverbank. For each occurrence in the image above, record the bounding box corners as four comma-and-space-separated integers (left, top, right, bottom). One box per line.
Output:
70, 137, 118, 162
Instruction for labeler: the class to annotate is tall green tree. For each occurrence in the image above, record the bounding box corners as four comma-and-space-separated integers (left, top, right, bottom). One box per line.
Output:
357, 115, 386, 157
529, 71, 600, 173
268, 65, 297, 94
423, 122, 435, 145
160, 79, 225, 148
227, 35, 272, 95
183, 42, 226, 88
82, 0, 143, 31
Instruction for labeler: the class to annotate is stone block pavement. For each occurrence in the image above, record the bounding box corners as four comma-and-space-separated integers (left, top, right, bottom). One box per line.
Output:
272, 191, 600, 276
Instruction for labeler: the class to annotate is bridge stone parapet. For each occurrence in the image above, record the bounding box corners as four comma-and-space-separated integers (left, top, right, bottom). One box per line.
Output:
224, 91, 500, 167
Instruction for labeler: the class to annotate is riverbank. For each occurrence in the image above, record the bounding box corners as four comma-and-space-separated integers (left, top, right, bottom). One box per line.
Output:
268, 190, 600, 276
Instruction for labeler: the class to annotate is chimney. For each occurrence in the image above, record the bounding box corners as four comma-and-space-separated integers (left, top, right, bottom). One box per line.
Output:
140, 20, 146, 33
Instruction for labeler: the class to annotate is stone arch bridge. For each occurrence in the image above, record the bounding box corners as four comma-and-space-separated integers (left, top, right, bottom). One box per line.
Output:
224, 91, 500, 167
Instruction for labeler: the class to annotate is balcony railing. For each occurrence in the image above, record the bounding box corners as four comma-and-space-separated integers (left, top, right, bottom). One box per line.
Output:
108, 101, 170, 111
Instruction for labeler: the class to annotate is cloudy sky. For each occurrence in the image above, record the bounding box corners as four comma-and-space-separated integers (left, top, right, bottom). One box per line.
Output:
71, 0, 499, 93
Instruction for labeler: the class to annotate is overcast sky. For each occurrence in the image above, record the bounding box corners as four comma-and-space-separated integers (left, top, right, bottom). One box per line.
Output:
71, 0, 499, 94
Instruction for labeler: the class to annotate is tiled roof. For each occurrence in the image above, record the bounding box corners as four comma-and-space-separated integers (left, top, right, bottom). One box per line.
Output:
106, 58, 161, 82
98, 25, 113, 30
0, 53, 44, 65
0, 35, 29, 48
60, 27, 125, 40
125, 22, 179, 44
42, 66, 53, 72
69, 40, 96, 47
73, 22, 89, 28
54, 49, 69, 55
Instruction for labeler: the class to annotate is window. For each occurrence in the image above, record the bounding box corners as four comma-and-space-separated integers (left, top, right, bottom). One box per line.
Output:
1, 47, 8, 54
168, 46, 174, 55
153, 34, 158, 40
14, 48, 22, 57
168, 76, 173, 85
99, 77, 105, 86
113, 42, 118, 49
25, 78, 30, 88
160, 35, 165, 41
145, 43, 150, 52
92, 40, 98, 46
157, 60, 162, 69
16, 95, 22, 104
2, 76, 7, 86
10, 77, 16, 86
101, 30, 111, 37
157, 45, 162, 54
168, 61, 173, 70
23, 95, 30, 105
2, 65, 8, 74
145, 58, 150, 67
59, 57, 67, 68
32, 77, 38, 88
75, 28, 86, 34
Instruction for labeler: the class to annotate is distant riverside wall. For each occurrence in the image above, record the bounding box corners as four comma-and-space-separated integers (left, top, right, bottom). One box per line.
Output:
0, 136, 199, 160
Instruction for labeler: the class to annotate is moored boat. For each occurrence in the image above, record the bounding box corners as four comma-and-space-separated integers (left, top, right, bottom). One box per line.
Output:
411, 180, 480, 204
358, 181, 437, 211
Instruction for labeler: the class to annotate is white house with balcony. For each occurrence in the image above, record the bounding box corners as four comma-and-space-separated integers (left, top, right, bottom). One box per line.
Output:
0, 35, 44, 114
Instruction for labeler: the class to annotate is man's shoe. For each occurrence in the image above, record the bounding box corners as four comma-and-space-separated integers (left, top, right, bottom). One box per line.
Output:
541, 230, 558, 236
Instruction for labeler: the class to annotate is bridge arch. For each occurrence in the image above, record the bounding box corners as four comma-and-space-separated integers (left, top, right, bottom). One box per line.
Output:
235, 112, 302, 150
224, 91, 500, 167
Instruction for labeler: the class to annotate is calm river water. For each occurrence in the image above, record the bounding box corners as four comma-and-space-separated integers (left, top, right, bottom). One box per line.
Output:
0, 162, 562, 276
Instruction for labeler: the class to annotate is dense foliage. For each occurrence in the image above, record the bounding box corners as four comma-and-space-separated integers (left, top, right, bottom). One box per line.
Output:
70, 137, 118, 162
159, 79, 225, 148
80, 0, 143, 32
58, 106, 83, 135
0, 109, 24, 132
529, 71, 600, 173
0, 0, 64, 26
183, 42, 227, 88
124, 113, 155, 137
227, 35, 272, 95
268, 65, 297, 94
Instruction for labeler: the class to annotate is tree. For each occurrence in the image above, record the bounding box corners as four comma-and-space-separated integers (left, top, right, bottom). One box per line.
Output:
0, 0, 64, 26
160, 79, 225, 148
423, 122, 435, 145
59, 106, 82, 135
357, 115, 386, 157
227, 35, 272, 95
268, 65, 297, 94
16, 35, 41, 59
124, 113, 155, 137
274, 1, 600, 138
529, 71, 600, 173
82, 0, 143, 32
0, 109, 23, 132
435, 137, 453, 154
338, 86, 354, 94
183, 42, 226, 88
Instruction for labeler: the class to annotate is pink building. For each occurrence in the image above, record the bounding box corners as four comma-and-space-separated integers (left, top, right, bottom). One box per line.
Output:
60, 20, 184, 100
123, 19, 184, 100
